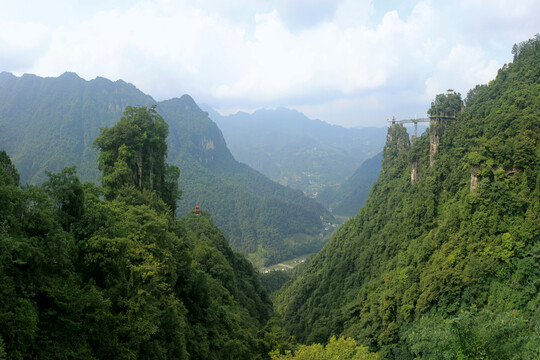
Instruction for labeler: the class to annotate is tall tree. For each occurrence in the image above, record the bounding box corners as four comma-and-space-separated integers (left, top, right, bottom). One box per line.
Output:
93, 105, 180, 214
427, 92, 463, 117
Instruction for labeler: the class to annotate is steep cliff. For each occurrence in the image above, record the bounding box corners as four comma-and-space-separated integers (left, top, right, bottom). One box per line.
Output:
275, 37, 540, 358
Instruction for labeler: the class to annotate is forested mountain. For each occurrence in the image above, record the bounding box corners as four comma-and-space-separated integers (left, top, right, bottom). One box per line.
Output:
0, 108, 274, 358
203, 105, 386, 196
274, 37, 540, 358
317, 152, 383, 217
158, 97, 333, 266
0, 71, 154, 184
0, 73, 331, 266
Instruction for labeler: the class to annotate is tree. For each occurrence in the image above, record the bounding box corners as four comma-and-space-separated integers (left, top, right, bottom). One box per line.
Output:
93, 106, 180, 214
42, 166, 85, 230
0, 150, 19, 186
407, 307, 535, 359
270, 336, 378, 360
427, 92, 463, 117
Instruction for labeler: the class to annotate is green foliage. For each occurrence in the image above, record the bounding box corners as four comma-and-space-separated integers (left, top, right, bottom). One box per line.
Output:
427, 92, 463, 117
94, 105, 180, 215
270, 336, 378, 360
512, 33, 540, 61
0, 151, 19, 186
260, 270, 294, 294
0, 337, 6, 360
318, 152, 382, 217
0, 150, 275, 358
42, 166, 85, 230
406, 307, 538, 359
275, 36, 540, 358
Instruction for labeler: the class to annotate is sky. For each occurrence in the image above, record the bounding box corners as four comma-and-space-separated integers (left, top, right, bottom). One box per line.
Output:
0, 0, 538, 127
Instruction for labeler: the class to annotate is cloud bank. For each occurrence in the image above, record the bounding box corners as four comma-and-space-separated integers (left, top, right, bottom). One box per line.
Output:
0, 0, 538, 126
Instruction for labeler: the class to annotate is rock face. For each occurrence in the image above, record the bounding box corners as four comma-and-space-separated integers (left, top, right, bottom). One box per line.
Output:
429, 120, 440, 168
411, 160, 419, 184
470, 166, 479, 191
382, 124, 410, 177
387, 124, 410, 152
203, 137, 215, 150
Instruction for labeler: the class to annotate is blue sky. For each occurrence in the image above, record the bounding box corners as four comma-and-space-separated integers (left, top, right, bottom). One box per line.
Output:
0, 0, 537, 127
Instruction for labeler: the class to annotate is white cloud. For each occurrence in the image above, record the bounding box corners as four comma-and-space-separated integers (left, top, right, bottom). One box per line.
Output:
425, 45, 500, 99
333, 0, 374, 29
0, 0, 538, 126
26, 2, 409, 103
0, 16, 50, 71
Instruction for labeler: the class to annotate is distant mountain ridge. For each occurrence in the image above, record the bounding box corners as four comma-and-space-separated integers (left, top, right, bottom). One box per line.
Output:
0, 72, 332, 266
202, 104, 387, 196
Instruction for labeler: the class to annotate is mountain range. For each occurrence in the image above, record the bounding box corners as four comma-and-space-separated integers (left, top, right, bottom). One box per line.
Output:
0, 34, 538, 359
0, 72, 332, 267
203, 105, 387, 197
317, 151, 383, 217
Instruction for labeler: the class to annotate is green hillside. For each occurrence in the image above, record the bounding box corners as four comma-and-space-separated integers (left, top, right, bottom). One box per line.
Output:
158, 97, 334, 266
0, 71, 154, 184
274, 36, 540, 358
0, 74, 331, 266
317, 152, 382, 217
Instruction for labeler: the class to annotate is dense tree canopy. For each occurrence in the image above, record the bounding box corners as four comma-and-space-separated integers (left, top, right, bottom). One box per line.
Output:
317, 152, 382, 217
0, 114, 275, 358
270, 336, 378, 360
427, 92, 463, 117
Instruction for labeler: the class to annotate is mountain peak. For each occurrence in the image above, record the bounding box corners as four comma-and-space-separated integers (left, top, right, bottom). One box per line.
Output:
0, 71, 16, 80
179, 94, 199, 109
160, 95, 201, 113
58, 71, 83, 80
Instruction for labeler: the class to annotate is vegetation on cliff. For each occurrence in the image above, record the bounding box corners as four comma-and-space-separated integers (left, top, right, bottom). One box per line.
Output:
317, 152, 382, 217
274, 36, 540, 358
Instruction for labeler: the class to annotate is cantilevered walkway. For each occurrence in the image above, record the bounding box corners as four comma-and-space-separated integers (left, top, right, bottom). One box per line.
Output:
388, 114, 456, 137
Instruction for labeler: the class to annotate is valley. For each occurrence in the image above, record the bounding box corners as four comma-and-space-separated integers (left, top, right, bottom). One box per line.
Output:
203, 105, 388, 197
0, 20, 538, 360
261, 254, 309, 273
0, 74, 332, 267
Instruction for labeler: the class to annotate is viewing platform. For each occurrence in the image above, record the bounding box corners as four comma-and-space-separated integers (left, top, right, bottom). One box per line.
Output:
388, 114, 456, 137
